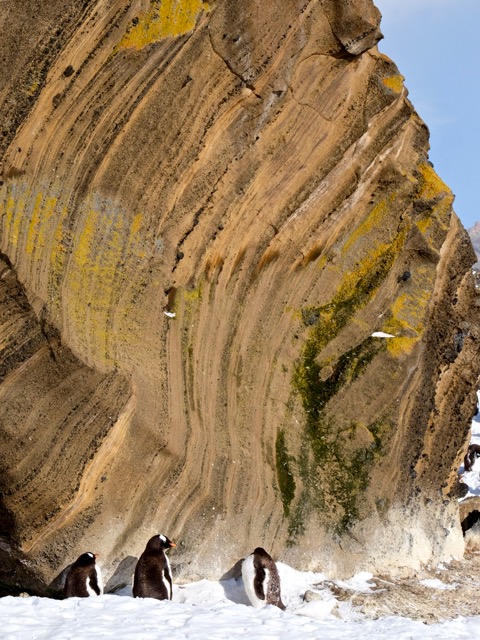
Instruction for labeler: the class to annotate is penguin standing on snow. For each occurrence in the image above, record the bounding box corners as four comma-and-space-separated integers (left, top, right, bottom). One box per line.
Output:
64, 552, 103, 598
242, 547, 286, 610
132, 534, 176, 600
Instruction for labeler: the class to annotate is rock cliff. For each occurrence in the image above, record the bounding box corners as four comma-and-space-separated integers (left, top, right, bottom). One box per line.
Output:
467, 222, 480, 269
1, 0, 479, 594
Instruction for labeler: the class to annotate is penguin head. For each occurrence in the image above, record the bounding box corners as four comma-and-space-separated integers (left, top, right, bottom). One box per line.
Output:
146, 534, 176, 552
74, 552, 98, 567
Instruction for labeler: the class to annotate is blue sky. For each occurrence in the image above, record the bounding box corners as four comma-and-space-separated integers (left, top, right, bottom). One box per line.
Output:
374, 0, 479, 230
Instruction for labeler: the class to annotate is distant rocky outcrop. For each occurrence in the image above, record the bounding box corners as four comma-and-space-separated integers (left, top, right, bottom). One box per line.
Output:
468, 222, 480, 268
1, 0, 479, 594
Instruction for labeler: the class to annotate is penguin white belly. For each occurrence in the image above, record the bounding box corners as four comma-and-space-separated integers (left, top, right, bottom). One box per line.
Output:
242, 555, 269, 608
162, 553, 172, 600
85, 578, 97, 596
85, 565, 103, 596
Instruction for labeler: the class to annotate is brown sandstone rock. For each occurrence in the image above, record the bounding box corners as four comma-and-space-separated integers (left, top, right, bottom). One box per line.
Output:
0, 0, 479, 593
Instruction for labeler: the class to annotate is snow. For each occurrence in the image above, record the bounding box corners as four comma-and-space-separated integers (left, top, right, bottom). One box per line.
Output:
419, 578, 458, 590
2, 563, 480, 639
2, 584, 480, 639
371, 331, 396, 338
334, 571, 376, 593
458, 390, 480, 499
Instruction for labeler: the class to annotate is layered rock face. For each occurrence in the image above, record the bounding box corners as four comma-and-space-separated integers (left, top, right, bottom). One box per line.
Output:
1, 0, 479, 593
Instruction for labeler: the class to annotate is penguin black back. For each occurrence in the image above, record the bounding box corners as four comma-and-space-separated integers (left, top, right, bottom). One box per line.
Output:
133, 534, 176, 600
64, 552, 103, 598
242, 547, 286, 610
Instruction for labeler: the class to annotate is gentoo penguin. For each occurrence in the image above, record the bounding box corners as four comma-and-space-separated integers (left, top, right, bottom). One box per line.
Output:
132, 534, 176, 600
64, 552, 103, 598
242, 547, 286, 610
465, 443, 480, 472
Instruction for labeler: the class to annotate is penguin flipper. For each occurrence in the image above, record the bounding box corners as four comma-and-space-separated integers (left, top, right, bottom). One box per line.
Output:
88, 571, 102, 596
253, 567, 266, 601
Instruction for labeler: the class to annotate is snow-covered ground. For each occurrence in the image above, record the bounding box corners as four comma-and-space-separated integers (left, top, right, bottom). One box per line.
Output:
2, 565, 480, 640
459, 390, 480, 498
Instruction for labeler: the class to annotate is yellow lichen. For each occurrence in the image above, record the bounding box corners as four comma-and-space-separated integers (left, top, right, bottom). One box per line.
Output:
117, 0, 210, 51
181, 284, 203, 320
414, 164, 453, 241
131, 212, 143, 236
26, 193, 45, 255
339, 229, 406, 303
35, 196, 58, 257
418, 163, 452, 201
316, 254, 329, 271
342, 195, 395, 255
382, 74, 404, 94
28, 79, 40, 96
0, 181, 150, 369
10, 196, 25, 254
415, 216, 432, 234
382, 266, 434, 356
49, 205, 69, 311
386, 335, 418, 357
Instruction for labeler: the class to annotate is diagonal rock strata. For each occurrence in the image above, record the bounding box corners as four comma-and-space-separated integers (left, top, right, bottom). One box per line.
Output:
0, 0, 479, 592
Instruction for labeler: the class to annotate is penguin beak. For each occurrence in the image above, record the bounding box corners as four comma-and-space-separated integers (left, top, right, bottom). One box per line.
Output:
169, 542, 177, 548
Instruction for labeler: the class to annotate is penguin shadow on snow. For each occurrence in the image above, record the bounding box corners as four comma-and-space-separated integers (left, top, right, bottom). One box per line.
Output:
219, 559, 251, 606
48, 565, 71, 599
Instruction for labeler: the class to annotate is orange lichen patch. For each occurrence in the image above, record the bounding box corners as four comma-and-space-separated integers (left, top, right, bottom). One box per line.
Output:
117, 0, 210, 51
382, 74, 404, 94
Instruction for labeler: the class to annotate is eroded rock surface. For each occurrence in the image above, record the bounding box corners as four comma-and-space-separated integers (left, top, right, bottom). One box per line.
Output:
0, 0, 479, 593
319, 554, 480, 622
